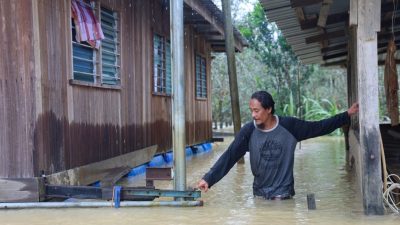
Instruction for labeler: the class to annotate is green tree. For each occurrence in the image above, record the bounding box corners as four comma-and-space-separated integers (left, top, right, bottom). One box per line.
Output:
211, 1, 349, 134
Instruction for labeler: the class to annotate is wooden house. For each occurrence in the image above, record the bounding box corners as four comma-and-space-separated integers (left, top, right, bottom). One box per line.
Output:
0, 0, 247, 188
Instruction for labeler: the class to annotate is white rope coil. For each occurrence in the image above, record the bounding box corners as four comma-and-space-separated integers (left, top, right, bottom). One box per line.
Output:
383, 173, 400, 214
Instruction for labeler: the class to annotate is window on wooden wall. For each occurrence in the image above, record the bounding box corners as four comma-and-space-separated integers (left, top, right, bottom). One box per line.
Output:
153, 34, 171, 95
100, 7, 120, 85
71, 2, 120, 86
195, 54, 207, 99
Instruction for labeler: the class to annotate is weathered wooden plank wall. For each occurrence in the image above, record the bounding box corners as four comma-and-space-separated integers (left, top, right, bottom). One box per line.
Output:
34, 0, 71, 175
193, 32, 213, 144
0, 0, 36, 177
0, 0, 213, 178
184, 26, 212, 146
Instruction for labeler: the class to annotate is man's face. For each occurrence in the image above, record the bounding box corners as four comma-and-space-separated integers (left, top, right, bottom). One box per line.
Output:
249, 98, 272, 127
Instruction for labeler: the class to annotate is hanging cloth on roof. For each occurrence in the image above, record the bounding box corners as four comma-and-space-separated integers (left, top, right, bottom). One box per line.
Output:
384, 37, 399, 126
71, 0, 104, 49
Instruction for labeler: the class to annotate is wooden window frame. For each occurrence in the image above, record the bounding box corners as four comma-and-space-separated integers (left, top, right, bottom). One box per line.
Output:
195, 53, 207, 100
152, 33, 172, 96
69, 1, 121, 90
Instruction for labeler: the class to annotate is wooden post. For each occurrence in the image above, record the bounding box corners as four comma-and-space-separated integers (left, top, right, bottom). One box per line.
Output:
307, 193, 316, 210
346, 26, 359, 170
344, 29, 352, 156
221, 0, 243, 163
384, 38, 399, 126
352, 0, 384, 215
317, 0, 333, 28
347, 26, 359, 131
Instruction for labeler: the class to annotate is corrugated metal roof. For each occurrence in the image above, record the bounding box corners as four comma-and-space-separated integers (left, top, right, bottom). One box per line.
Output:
198, 0, 248, 46
260, 0, 400, 66
262, 0, 324, 64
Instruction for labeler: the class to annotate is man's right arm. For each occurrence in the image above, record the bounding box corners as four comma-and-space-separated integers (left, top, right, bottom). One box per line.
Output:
201, 122, 254, 189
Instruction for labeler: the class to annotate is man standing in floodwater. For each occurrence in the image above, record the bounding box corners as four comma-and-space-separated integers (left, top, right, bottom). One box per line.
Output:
197, 91, 359, 200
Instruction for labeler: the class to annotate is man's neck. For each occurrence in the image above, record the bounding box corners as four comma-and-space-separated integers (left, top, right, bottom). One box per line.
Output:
258, 115, 277, 130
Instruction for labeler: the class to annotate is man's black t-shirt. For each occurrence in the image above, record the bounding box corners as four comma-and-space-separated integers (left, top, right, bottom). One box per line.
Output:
202, 112, 350, 198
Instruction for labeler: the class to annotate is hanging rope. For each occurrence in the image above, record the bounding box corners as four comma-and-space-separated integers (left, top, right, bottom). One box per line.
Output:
381, 129, 400, 214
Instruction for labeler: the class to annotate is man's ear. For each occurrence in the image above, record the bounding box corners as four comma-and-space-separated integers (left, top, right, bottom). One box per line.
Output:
266, 107, 272, 114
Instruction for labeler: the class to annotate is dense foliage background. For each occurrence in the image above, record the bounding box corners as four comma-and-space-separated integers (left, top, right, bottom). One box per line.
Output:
211, 1, 397, 133
211, 2, 348, 132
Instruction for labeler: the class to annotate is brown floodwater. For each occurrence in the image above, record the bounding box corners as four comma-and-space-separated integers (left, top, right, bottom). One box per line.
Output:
1, 136, 399, 224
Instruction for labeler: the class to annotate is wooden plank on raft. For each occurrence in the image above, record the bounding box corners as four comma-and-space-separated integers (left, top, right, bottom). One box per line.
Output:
100, 166, 132, 188
0, 178, 45, 202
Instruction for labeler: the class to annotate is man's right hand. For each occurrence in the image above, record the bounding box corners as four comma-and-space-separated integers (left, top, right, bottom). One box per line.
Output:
197, 179, 209, 192
347, 102, 359, 117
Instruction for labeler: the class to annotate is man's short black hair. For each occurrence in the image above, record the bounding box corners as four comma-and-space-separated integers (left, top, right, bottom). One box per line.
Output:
251, 91, 275, 114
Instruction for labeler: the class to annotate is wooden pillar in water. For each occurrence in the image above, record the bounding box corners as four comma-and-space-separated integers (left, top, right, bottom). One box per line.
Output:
345, 25, 359, 157
221, 0, 241, 135
350, 0, 384, 215
221, 0, 243, 163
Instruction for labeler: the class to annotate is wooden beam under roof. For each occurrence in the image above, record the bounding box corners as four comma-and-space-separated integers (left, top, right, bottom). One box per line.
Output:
322, 41, 400, 60
323, 59, 400, 67
321, 43, 347, 53
184, 0, 224, 34
378, 30, 400, 40
320, 28, 329, 49
305, 30, 346, 44
194, 26, 220, 34
301, 1, 395, 30
381, 1, 400, 14
380, 16, 400, 31
184, 0, 244, 51
205, 35, 226, 41
211, 46, 241, 52
301, 12, 348, 30
184, 20, 210, 25
323, 51, 347, 60
290, 0, 323, 8
200, 31, 222, 35
322, 59, 346, 67
294, 7, 306, 22
317, 0, 333, 27
209, 40, 227, 43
